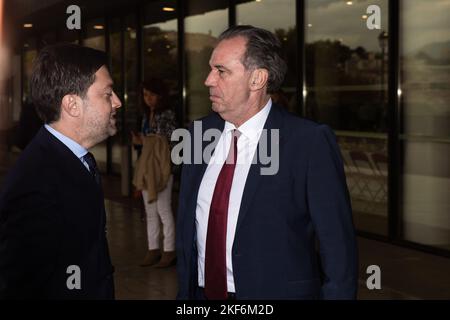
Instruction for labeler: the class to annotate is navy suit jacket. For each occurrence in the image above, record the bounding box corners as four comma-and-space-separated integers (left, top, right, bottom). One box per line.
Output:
0, 127, 114, 299
176, 104, 358, 300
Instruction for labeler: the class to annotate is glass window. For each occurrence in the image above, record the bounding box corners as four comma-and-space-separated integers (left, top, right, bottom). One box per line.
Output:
109, 17, 124, 175
400, 0, 450, 250
124, 14, 139, 135
110, 18, 123, 96
142, 0, 178, 89
0, 46, 14, 135
140, 0, 179, 164
236, 0, 298, 113
107, 14, 139, 181
184, 0, 228, 125
58, 27, 80, 44
39, 31, 57, 49
83, 18, 106, 50
22, 38, 37, 104
305, 0, 389, 235
124, 14, 139, 166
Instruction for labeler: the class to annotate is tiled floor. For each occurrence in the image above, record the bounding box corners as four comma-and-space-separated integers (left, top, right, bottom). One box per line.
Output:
104, 198, 450, 300
106, 200, 178, 300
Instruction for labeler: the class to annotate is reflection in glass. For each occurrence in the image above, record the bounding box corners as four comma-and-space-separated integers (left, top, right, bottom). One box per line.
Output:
143, 0, 178, 87
124, 14, 139, 140
236, 0, 297, 113
21, 39, 37, 103
83, 19, 106, 50
306, 0, 389, 235
141, 0, 179, 165
400, 0, 450, 250
184, 0, 228, 124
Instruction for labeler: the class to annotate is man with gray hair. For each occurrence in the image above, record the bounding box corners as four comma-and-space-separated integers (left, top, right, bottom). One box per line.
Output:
176, 25, 358, 300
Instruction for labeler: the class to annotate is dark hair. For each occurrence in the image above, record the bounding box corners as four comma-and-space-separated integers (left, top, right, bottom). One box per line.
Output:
218, 25, 287, 94
30, 43, 107, 123
141, 78, 169, 117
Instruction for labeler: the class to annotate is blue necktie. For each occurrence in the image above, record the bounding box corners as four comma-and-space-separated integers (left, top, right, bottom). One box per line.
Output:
83, 152, 101, 185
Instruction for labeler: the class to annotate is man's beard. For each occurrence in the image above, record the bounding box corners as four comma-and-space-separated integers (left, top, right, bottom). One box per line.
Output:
108, 112, 119, 135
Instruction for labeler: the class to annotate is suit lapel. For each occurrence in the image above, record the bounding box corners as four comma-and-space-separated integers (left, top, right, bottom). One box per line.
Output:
234, 104, 285, 235
36, 127, 101, 193
183, 107, 285, 250
37, 127, 106, 231
183, 113, 225, 249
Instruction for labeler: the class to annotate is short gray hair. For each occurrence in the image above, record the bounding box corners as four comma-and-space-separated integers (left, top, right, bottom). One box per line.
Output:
218, 25, 287, 94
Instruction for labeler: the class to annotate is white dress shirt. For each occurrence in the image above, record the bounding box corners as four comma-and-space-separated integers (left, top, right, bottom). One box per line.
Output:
196, 99, 272, 293
45, 124, 90, 171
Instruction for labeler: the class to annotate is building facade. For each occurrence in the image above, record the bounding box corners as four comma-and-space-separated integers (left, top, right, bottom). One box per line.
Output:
1, 0, 449, 256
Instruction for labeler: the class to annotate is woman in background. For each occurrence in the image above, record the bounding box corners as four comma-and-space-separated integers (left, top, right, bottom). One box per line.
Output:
132, 78, 177, 268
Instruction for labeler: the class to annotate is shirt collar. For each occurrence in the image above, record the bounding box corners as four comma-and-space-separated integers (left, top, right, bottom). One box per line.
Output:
224, 98, 272, 142
45, 124, 88, 159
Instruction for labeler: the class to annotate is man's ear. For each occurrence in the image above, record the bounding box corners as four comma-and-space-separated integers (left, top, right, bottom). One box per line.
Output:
249, 68, 269, 91
61, 94, 82, 118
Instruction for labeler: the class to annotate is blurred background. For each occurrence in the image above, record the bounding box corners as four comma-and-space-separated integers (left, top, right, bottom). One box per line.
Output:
0, 0, 449, 299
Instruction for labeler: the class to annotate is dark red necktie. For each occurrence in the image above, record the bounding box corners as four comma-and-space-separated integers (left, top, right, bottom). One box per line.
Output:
204, 129, 240, 300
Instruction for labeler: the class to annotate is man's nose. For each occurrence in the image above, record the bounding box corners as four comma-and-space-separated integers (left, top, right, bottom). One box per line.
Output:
112, 91, 122, 109
204, 70, 216, 87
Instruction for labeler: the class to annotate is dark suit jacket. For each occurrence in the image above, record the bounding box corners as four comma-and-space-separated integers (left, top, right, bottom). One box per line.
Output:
176, 103, 358, 300
0, 127, 114, 299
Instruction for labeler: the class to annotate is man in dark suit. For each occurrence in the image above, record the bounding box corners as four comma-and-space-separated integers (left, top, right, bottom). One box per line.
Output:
176, 26, 358, 300
0, 44, 122, 299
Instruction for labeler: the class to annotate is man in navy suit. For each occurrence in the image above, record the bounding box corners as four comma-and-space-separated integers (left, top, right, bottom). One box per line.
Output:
176, 26, 358, 300
0, 44, 121, 299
